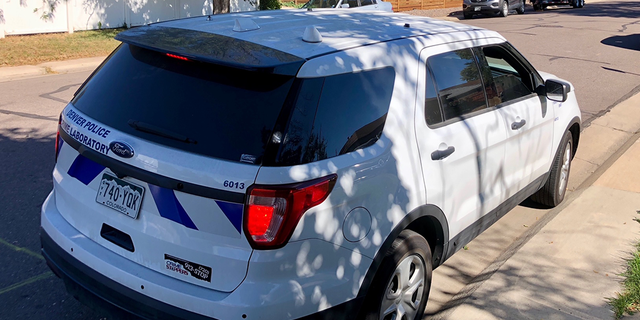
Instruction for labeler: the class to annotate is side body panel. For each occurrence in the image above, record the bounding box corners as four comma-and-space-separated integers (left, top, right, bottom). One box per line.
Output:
414, 37, 511, 240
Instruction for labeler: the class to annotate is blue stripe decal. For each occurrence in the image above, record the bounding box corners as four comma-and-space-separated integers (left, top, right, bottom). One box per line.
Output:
67, 154, 105, 185
215, 201, 243, 234
148, 185, 198, 230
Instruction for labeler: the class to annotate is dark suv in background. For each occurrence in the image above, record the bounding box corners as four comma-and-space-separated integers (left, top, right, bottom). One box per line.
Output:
532, 0, 584, 10
462, 0, 525, 18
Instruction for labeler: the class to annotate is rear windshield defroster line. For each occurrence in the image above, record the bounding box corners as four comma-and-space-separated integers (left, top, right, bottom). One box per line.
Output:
60, 128, 245, 204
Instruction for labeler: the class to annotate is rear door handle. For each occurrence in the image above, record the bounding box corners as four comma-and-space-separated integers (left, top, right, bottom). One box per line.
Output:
511, 119, 527, 130
431, 146, 455, 161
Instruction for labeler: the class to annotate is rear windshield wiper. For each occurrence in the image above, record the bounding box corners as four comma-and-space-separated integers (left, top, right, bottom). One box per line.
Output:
128, 120, 197, 144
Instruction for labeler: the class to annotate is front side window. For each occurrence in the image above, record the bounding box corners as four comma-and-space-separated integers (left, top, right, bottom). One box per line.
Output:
302, 0, 340, 8
479, 45, 536, 106
427, 48, 488, 122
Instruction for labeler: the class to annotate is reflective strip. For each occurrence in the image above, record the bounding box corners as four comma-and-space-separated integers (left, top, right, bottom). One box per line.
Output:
148, 185, 198, 230
215, 201, 243, 234
67, 154, 106, 185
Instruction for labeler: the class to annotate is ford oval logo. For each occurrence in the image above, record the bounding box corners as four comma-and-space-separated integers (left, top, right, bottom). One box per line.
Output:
109, 141, 134, 158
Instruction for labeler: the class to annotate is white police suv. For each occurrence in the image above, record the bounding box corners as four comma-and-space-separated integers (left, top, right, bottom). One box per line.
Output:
41, 9, 581, 320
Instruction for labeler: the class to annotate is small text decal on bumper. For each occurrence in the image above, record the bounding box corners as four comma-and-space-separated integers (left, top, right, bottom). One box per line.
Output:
164, 254, 212, 282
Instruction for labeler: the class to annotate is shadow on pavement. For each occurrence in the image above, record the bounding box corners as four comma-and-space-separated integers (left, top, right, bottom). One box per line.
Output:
602, 34, 640, 51
528, 0, 640, 18
0, 128, 117, 320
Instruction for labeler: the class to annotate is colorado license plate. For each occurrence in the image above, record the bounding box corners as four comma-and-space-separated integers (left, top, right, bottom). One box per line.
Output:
95, 173, 145, 219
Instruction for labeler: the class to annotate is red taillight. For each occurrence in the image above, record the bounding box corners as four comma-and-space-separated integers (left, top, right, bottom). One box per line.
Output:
247, 205, 274, 236
166, 53, 189, 61
244, 174, 337, 249
55, 114, 62, 162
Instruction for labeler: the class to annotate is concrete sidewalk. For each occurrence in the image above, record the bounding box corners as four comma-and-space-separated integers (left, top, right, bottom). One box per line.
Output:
444, 138, 640, 319
0, 56, 106, 83
426, 93, 640, 319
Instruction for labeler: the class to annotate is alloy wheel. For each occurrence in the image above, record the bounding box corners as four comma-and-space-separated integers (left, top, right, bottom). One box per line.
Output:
379, 254, 425, 320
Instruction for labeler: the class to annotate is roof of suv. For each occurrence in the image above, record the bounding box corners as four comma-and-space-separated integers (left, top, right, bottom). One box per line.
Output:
119, 10, 499, 61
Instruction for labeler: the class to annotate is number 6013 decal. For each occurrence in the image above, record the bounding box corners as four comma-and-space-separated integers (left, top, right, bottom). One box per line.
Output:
223, 180, 245, 189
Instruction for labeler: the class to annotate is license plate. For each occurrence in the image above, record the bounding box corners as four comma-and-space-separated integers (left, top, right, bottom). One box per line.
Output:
474, 6, 481, 11
95, 173, 145, 219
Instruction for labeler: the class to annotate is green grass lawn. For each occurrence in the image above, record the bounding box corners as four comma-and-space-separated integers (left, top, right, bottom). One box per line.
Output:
0, 28, 124, 67
609, 213, 640, 319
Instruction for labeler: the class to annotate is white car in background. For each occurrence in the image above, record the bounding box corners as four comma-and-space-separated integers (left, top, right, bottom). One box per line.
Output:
41, 9, 580, 320
302, 0, 393, 11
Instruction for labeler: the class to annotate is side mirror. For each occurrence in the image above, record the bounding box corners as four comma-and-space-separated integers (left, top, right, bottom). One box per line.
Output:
545, 79, 571, 102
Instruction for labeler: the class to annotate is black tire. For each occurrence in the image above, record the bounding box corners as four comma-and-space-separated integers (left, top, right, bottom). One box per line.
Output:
359, 230, 432, 320
571, 0, 578, 8
516, 0, 525, 13
499, 0, 509, 16
578, 0, 584, 7
530, 131, 573, 208
464, 12, 473, 19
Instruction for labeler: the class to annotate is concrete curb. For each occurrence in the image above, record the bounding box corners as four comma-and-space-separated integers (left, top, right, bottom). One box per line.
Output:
0, 56, 106, 83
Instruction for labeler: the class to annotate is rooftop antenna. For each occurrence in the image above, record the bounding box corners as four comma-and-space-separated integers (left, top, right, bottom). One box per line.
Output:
233, 18, 260, 32
302, 26, 322, 43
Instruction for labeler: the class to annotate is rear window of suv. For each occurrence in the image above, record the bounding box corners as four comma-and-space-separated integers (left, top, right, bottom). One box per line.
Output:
72, 44, 296, 164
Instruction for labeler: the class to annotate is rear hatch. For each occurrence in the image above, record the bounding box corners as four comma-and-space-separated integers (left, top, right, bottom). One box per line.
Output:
53, 28, 304, 291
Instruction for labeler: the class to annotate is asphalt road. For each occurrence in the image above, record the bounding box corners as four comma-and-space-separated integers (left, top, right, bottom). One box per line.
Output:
0, 3, 639, 318
0, 71, 113, 319
453, 0, 640, 124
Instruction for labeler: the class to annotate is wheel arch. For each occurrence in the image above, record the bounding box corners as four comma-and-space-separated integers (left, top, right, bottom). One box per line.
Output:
354, 204, 449, 316
567, 117, 581, 159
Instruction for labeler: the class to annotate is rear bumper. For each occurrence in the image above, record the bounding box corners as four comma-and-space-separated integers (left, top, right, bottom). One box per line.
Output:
42, 229, 212, 320
41, 191, 369, 320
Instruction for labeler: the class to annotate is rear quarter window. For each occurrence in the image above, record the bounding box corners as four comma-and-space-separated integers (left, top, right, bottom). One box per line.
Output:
265, 67, 396, 166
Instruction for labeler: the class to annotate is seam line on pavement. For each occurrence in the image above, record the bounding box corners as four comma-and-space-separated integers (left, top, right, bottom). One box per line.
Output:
0, 272, 54, 295
0, 238, 44, 261
0, 108, 58, 122
425, 130, 640, 320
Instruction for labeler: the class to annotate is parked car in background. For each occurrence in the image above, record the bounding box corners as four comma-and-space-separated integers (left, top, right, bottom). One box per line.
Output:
462, 0, 525, 18
532, 0, 584, 10
302, 0, 393, 11
41, 9, 581, 320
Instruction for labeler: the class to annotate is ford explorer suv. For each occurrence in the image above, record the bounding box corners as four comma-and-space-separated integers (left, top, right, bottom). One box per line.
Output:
41, 9, 581, 320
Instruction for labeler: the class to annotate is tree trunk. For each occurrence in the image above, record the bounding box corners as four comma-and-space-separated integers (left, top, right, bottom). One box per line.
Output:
213, 0, 230, 14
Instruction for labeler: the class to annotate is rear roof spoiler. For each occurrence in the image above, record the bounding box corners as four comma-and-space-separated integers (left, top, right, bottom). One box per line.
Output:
115, 25, 306, 76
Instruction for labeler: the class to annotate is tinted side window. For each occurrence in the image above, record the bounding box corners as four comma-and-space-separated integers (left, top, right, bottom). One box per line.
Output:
425, 71, 443, 126
428, 49, 487, 120
303, 0, 339, 8
473, 47, 501, 108
345, 0, 359, 6
267, 67, 396, 166
481, 46, 534, 104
